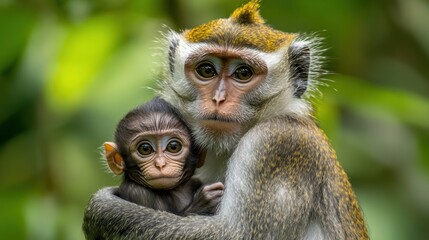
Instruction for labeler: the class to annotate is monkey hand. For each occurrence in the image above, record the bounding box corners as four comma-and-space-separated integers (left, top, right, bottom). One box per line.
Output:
183, 182, 224, 216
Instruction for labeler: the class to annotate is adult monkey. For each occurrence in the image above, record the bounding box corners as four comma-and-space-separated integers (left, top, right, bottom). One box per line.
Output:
83, 1, 369, 239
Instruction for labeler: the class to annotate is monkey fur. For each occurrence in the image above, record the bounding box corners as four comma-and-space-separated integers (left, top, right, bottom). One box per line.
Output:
83, 1, 369, 239
104, 97, 223, 216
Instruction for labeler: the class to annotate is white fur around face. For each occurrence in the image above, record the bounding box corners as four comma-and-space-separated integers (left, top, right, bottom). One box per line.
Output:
158, 31, 316, 154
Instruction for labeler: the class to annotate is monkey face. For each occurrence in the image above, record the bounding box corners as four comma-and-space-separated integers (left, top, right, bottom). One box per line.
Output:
184, 46, 268, 134
106, 106, 200, 191
128, 132, 191, 190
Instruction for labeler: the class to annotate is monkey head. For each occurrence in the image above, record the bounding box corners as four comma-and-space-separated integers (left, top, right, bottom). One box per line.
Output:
159, 0, 319, 153
104, 98, 204, 190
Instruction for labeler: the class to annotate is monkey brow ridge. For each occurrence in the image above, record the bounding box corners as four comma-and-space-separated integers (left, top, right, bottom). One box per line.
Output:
183, 0, 296, 52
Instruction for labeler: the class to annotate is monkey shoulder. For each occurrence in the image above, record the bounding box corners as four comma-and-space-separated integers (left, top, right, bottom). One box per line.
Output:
247, 116, 367, 238
248, 115, 331, 154
241, 115, 335, 180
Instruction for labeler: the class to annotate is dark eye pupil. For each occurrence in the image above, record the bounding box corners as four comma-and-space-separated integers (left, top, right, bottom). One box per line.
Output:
167, 141, 182, 153
235, 67, 253, 81
138, 143, 153, 155
196, 63, 216, 79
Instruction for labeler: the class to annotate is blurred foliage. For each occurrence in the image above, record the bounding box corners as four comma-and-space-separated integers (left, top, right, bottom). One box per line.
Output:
0, 0, 428, 239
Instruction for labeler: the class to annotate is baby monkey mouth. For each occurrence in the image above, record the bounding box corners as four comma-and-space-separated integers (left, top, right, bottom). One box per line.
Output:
143, 170, 183, 181
145, 175, 181, 181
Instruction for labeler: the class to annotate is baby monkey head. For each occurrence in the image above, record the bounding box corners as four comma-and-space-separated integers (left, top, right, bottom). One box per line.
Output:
104, 98, 204, 190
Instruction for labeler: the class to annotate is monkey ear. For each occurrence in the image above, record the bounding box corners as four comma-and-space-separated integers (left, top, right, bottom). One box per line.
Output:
103, 142, 125, 175
196, 149, 206, 168
288, 41, 310, 98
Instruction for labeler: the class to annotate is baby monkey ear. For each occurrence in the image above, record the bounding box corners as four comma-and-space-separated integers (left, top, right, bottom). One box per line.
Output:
103, 142, 125, 175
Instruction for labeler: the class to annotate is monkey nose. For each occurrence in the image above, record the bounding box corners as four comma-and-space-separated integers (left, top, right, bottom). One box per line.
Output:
155, 159, 166, 169
212, 89, 226, 107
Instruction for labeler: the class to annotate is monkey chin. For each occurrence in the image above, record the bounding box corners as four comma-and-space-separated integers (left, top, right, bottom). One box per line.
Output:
146, 177, 181, 190
199, 120, 241, 135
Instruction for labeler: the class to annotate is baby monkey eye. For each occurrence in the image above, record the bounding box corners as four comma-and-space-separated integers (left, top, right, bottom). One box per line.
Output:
137, 142, 154, 156
166, 140, 182, 153
233, 66, 253, 82
195, 62, 217, 79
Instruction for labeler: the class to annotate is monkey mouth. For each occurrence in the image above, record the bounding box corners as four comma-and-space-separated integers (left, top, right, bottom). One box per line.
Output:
146, 176, 182, 190
199, 113, 241, 124
199, 115, 241, 132
145, 176, 181, 181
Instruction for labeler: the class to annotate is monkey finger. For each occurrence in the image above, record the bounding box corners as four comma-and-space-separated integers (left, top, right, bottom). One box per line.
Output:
204, 190, 224, 200
202, 182, 224, 192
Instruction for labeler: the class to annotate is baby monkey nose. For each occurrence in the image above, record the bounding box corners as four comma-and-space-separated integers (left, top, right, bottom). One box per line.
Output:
155, 158, 166, 169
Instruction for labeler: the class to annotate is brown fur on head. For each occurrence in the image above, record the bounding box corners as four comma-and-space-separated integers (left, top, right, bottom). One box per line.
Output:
184, 0, 295, 52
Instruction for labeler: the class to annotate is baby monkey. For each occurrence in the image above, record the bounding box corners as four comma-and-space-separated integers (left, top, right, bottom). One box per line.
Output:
103, 97, 224, 215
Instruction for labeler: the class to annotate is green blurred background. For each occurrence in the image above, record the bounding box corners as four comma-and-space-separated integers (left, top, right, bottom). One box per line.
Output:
1, 0, 428, 239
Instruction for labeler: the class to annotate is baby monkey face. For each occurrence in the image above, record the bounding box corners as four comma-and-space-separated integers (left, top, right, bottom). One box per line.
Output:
129, 131, 191, 190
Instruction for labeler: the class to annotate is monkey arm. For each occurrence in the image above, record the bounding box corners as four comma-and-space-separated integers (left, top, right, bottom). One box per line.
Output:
83, 187, 231, 239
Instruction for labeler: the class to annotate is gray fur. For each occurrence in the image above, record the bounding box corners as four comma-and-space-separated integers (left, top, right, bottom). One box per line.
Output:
168, 37, 179, 77
83, 116, 368, 239
83, 21, 367, 240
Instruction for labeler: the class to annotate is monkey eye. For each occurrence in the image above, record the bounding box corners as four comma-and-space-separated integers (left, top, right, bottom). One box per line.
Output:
233, 66, 253, 83
195, 62, 217, 80
166, 139, 182, 154
137, 141, 154, 156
